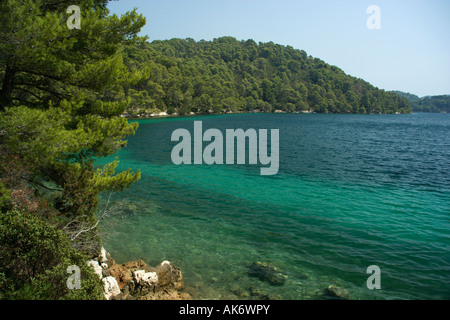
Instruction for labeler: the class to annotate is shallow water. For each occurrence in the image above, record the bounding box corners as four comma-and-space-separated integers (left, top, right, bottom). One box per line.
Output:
97, 113, 450, 300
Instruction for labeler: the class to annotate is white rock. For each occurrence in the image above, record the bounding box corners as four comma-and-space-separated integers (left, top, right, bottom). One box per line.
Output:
100, 247, 108, 263
133, 270, 158, 286
102, 276, 121, 300
87, 260, 103, 279
159, 260, 171, 267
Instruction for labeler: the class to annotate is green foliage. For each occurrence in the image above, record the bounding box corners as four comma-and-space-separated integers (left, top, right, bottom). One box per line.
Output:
415, 96, 450, 113
0, 0, 147, 109
0, 209, 104, 300
0, 0, 145, 299
391, 91, 421, 103
122, 37, 411, 116
0, 103, 140, 204
0, 183, 12, 212
0, 105, 90, 167
0, 0, 143, 218
393, 91, 450, 113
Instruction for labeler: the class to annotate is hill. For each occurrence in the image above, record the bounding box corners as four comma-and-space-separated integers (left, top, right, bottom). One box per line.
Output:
121, 37, 411, 116
391, 91, 421, 103
392, 91, 450, 113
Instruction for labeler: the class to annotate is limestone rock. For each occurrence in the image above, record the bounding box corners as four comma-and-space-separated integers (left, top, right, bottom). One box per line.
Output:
134, 270, 158, 286
103, 276, 121, 300
108, 259, 151, 290
156, 260, 184, 290
100, 247, 108, 263
99, 247, 116, 268
104, 257, 190, 300
87, 260, 103, 280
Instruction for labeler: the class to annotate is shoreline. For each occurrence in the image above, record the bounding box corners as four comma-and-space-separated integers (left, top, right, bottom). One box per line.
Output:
121, 110, 298, 120
89, 247, 191, 300
120, 109, 424, 121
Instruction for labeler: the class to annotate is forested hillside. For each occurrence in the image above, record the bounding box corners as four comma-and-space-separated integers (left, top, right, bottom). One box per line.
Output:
392, 91, 450, 113
122, 37, 411, 117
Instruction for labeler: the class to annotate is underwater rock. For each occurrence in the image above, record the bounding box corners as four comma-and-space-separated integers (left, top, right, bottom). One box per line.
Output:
249, 287, 269, 299
248, 287, 282, 300
322, 285, 350, 300
248, 261, 287, 286
230, 285, 249, 298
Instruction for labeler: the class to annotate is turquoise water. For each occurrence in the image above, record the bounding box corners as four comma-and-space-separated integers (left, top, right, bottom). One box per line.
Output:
97, 113, 449, 300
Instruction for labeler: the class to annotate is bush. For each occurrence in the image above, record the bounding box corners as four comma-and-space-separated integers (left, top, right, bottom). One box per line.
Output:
0, 183, 12, 212
0, 209, 104, 300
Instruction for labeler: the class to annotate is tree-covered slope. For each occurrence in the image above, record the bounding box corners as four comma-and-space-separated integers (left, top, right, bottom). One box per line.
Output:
122, 37, 411, 116
392, 91, 450, 113
391, 91, 421, 103
413, 96, 450, 113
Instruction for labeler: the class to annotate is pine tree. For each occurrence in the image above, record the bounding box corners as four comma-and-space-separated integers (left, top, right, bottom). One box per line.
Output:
0, 0, 146, 253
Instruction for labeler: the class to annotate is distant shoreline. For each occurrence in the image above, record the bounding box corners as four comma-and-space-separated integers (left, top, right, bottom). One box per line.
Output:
121, 110, 300, 120
120, 109, 426, 121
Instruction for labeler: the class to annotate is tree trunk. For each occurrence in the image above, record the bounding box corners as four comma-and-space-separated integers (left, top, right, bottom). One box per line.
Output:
0, 65, 16, 110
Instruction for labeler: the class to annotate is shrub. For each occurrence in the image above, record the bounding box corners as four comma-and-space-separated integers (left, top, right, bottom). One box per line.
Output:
0, 183, 12, 212
0, 209, 104, 300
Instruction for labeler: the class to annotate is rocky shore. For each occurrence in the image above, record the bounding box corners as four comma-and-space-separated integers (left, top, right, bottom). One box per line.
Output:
87, 248, 191, 300
87, 249, 351, 300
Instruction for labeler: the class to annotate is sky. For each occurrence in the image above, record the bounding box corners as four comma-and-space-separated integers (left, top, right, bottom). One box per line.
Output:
107, 0, 450, 97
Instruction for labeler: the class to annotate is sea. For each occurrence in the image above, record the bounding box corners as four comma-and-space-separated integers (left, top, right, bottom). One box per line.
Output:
97, 112, 449, 300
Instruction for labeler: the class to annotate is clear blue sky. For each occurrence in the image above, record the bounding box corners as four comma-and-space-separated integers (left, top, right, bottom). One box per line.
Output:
108, 0, 450, 97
